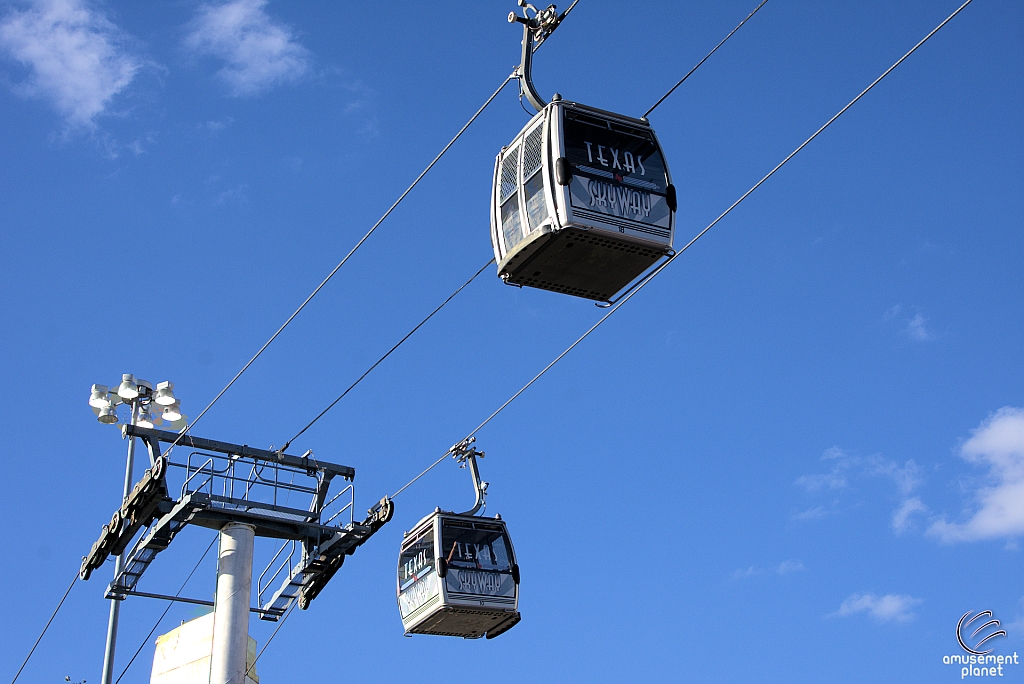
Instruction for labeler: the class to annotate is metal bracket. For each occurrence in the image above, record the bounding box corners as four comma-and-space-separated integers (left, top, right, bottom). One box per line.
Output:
508, 2, 562, 112
124, 424, 162, 468
85, 426, 387, 620
108, 589, 278, 618
450, 438, 488, 516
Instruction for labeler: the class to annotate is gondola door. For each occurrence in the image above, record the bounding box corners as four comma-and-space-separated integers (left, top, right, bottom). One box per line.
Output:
397, 524, 441, 632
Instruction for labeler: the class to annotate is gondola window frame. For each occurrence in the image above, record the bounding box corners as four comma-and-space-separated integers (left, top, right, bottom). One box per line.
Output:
498, 142, 524, 256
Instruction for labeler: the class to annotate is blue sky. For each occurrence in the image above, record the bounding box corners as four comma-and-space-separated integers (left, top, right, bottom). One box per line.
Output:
0, 1, 1021, 682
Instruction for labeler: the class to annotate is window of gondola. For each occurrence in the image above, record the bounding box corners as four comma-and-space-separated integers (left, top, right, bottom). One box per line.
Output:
501, 197, 523, 252
524, 173, 547, 232
441, 520, 512, 572
561, 113, 670, 227
499, 144, 524, 252
398, 529, 435, 592
522, 125, 548, 232
562, 113, 667, 193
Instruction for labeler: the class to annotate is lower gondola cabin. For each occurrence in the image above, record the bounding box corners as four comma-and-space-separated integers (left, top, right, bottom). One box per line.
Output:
397, 510, 521, 639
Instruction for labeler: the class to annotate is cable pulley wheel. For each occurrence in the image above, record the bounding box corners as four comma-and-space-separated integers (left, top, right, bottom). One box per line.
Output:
151, 457, 165, 481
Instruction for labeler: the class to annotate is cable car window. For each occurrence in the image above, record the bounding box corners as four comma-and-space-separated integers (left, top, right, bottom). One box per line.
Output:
398, 528, 435, 592
522, 126, 544, 180
522, 126, 548, 232
499, 145, 524, 251
499, 144, 520, 202
524, 172, 547, 232
441, 521, 512, 572
562, 111, 669, 227
501, 196, 523, 252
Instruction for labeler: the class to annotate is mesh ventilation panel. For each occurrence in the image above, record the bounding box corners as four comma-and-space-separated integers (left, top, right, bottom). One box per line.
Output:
500, 145, 520, 203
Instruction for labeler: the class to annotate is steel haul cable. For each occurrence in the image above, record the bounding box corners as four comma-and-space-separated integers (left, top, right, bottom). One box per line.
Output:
27, 2, 972, 679
642, 0, 770, 119
72, 12, 586, 681
9, 572, 78, 684
202, 0, 976, 675
51, 88, 507, 679
390, 0, 976, 500
113, 534, 219, 684
121, 75, 512, 683
158, 74, 515, 462
280, 0, 768, 453
280, 258, 495, 451
240, 601, 297, 684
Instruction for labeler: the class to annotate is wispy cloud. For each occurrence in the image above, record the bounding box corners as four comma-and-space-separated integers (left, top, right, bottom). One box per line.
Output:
883, 304, 902, 321
731, 559, 805, 580
905, 313, 934, 341
928, 407, 1024, 543
793, 505, 829, 521
794, 472, 847, 492
883, 304, 937, 342
184, 0, 309, 96
215, 183, 247, 205
776, 559, 805, 575
832, 593, 922, 623
0, 0, 141, 127
892, 497, 928, 535
199, 115, 234, 133
796, 447, 923, 530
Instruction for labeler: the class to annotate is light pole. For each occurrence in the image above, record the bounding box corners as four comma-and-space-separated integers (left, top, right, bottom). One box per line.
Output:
88, 375, 185, 684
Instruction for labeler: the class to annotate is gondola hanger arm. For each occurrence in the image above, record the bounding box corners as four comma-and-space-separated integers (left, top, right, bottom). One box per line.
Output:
450, 437, 488, 516
508, 1, 563, 112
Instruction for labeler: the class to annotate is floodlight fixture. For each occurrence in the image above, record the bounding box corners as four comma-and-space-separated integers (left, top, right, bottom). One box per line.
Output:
98, 406, 119, 424
89, 384, 112, 409
161, 401, 181, 422
154, 381, 176, 406
136, 412, 155, 429
117, 374, 139, 400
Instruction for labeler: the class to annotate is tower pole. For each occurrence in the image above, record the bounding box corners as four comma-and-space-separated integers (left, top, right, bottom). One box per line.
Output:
210, 522, 256, 684
99, 401, 139, 684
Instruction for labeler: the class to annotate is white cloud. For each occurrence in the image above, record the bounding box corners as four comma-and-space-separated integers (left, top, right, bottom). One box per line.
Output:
184, 0, 309, 96
776, 559, 805, 575
797, 447, 924, 533
0, 0, 141, 126
730, 566, 759, 580
798, 448, 921, 494
794, 471, 847, 492
793, 505, 829, 520
905, 313, 934, 341
795, 447, 850, 491
929, 407, 1024, 543
883, 304, 938, 341
731, 559, 805, 580
892, 497, 928, 534
199, 116, 234, 133
215, 183, 247, 205
869, 459, 922, 496
833, 593, 922, 623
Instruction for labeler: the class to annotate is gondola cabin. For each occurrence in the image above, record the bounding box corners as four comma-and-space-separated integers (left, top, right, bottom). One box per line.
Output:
397, 510, 521, 639
491, 98, 676, 302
